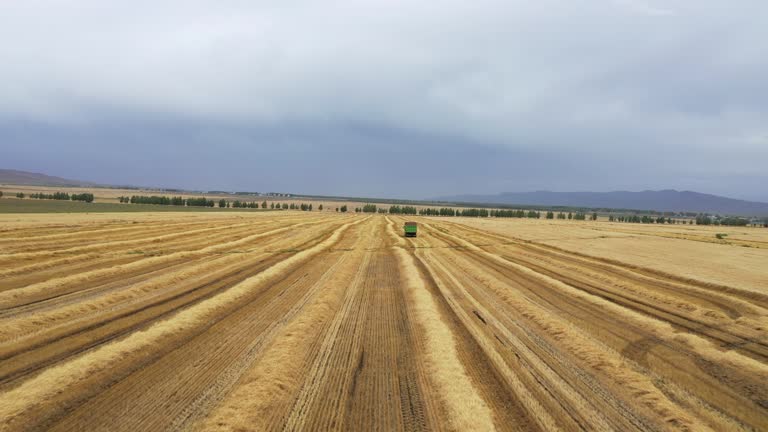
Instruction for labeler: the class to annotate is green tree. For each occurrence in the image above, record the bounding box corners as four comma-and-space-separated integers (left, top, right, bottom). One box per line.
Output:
71, 193, 94, 203
340, 205, 348, 212
262, 200, 267, 209
187, 197, 213, 207
16, 192, 25, 199
546, 211, 554, 219
567, 212, 572, 220
219, 199, 227, 208
318, 204, 323, 211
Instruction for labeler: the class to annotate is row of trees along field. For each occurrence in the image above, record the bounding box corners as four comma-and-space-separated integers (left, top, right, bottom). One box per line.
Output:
387, 205, 419, 215
228, 200, 313, 209
117, 195, 321, 211
341, 204, 767, 226
608, 214, 753, 226
118, 196, 191, 205
349, 204, 596, 220
610, 215, 677, 223
12, 191, 94, 202
229, 200, 264, 208
693, 215, 752, 226
3, 189, 763, 226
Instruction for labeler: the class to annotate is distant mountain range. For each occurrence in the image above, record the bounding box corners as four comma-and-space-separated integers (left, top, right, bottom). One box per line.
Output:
0, 169, 96, 187
437, 190, 768, 216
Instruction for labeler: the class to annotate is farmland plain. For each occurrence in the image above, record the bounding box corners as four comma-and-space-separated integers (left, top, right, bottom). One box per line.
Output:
0, 211, 766, 431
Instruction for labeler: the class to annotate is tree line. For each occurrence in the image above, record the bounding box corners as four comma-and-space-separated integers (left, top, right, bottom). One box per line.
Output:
120, 195, 189, 206
119, 195, 214, 207
610, 215, 665, 224
278, 202, 314, 211
71, 193, 94, 202
609, 215, 681, 224
30, 192, 71, 200
229, 200, 263, 208
388, 205, 418, 215
20, 192, 94, 203
186, 197, 215, 207
693, 215, 750, 226
606, 214, 752, 226
339, 205, 760, 226
118, 195, 325, 211
420, 207, 456, 216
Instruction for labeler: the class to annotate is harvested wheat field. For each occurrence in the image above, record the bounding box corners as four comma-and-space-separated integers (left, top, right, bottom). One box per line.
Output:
0, 211, 767, 431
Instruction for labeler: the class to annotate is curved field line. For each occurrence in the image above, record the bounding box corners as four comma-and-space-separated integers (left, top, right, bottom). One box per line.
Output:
422, 221, 768, 376
0, 220, 356, 388
438, 219, 768, 302
0, 222, 270, 279
428, 221, 768, 363
0, 217, 345, 309
418, 220, 768, 430
0, 217, 364, 430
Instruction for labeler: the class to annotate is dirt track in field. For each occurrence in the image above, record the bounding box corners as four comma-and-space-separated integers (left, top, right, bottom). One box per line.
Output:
0, 212, 766, 431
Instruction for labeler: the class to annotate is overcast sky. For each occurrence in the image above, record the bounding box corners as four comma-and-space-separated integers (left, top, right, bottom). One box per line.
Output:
1, 1, 767, 200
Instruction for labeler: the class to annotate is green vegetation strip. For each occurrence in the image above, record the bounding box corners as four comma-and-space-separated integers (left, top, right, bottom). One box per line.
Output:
0, 199, 278, 214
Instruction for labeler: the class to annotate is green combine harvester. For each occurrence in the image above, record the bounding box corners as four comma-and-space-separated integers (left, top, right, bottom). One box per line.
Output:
404, 221, 418, 237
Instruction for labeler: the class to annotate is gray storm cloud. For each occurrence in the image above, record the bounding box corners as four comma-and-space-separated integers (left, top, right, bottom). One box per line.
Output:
1, 1, 767, 200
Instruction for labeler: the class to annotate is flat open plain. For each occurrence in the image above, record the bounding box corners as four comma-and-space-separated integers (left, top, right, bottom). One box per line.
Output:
0, 211, 766, 431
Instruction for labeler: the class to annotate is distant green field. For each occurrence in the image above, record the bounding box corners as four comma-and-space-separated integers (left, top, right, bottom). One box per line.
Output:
0, 199, 278, 214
